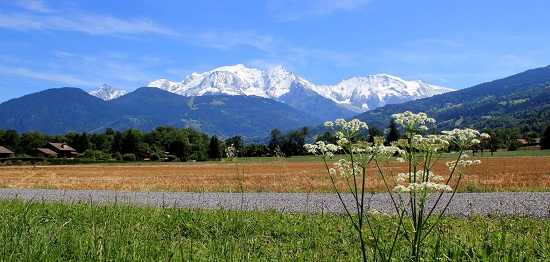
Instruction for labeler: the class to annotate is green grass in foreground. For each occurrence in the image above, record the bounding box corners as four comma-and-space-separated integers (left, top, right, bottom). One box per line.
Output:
1, 200, 549, 261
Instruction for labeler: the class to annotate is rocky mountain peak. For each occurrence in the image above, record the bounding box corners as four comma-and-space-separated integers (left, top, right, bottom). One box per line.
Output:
89, 84, 128, 101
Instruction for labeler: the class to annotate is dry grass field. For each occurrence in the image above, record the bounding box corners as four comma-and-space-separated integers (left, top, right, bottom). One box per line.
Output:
1, 156, 549, 192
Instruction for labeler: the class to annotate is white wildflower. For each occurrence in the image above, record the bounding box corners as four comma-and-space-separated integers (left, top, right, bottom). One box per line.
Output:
304, 141, 341, 158
396, 173, 408, 182
392, 111, 436, 133
337, 138, 350, 146
333, 159, 362, 179
393, 184, 410, 193
225, 144, 237, 159
335, 118, 346, 127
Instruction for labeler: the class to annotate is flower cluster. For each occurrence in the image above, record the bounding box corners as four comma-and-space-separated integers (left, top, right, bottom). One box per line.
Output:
445, 157, 481, 172
304, 141, 341, 158
324, 118, 368, 147
350, 138, 404, 162
442, 128, 490, 148
325, 118, 369, 133
393, 170, 452, 194
392, 111, 436, 132
393, 134, 451, 154
225, 144, 237, 160
329, 159, 362, 179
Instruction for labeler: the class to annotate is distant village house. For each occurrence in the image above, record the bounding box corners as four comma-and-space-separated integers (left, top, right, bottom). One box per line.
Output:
0, 146, 14, 158
517, 138, 541, 147
138, 148, 169, 161
34, 148, 58, 158
35, 143, 79, 158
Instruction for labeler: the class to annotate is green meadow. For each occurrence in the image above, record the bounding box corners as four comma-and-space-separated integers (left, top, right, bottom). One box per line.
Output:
1, 199, 549, 261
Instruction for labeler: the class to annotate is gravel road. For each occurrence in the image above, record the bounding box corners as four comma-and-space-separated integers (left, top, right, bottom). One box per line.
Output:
1, 188, 549, 218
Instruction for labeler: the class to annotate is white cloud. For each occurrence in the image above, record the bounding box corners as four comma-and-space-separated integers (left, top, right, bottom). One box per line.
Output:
0, 11, 178, 36
193, 28, 278, 53
266, 0, 372, 21
54, 51, 74, 58
0, 49, 170, 93
0, 66, 97, 87
16, 0, 53, 13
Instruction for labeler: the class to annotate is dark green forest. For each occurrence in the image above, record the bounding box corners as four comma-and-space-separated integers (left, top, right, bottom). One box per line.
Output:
0, 125, 313, 163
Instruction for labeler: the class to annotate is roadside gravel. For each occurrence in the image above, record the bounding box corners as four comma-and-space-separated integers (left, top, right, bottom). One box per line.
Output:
1, 188, 549, 218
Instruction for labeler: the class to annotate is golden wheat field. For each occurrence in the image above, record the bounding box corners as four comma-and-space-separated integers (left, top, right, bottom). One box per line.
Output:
1, 157, 549, 192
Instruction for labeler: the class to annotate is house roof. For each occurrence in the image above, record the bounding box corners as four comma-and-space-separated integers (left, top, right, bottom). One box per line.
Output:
0, 146, 14, 154
48, 142, 76, 152
517, 138, 541, 145
36, 148, 58, 155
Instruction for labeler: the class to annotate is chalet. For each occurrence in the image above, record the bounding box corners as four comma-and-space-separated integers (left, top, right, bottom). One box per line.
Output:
0, 146, 14, 158
517, 138, 541, 146
138, 148, 152, 161
138, 148, 169, 161
45, 143, 79, 158
34, 148, 58, 158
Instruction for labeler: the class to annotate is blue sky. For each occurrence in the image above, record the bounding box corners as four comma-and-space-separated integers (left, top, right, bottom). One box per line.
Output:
1, 0, 549, 103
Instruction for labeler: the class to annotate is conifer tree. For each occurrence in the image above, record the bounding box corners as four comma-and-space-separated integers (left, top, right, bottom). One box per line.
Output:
387, 119, 400, 143
541, 124, 550, 150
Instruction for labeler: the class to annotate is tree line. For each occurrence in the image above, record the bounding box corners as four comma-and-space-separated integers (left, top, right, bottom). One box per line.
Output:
0, 126, 312, 162
1, 121, 549, 162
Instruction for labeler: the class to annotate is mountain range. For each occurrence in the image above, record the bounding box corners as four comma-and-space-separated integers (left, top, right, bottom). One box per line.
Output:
145, 65, 453, 113
1, 65, 548, 140
91, 64, 452, 120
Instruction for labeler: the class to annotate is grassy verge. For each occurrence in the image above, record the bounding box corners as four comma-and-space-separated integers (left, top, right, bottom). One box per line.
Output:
1, 200, 549, 261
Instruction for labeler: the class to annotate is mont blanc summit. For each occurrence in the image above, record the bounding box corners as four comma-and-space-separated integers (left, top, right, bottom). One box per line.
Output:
147, 64, 313, 99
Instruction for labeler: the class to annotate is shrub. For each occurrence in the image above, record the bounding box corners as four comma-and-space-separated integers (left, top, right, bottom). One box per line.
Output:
508, 141, 520, 151
166, 155, 177, 162
122, 153, 136, 161
150, 153, 160, 161
113, 152, 123, 161
81, 149, 107, 160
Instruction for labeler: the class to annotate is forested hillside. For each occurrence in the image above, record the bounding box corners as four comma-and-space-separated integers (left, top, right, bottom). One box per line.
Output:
0, 87, 322, 139
355, 65, 550, 134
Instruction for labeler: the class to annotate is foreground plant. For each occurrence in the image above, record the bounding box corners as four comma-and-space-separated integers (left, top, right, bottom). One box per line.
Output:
225, 144, 245, 194
305, 111, 488, 262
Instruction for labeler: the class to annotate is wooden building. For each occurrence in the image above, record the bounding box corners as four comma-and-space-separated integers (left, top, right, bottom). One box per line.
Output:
34, 148, 58, 158
0, 146, 14, 158
45, 143, 79, 158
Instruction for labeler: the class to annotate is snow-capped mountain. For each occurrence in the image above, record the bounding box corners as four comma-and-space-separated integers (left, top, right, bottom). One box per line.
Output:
148, 64, 313, 99
147, 64, 454, 116
313, 74, 454, 112
89, 84, 128, 101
